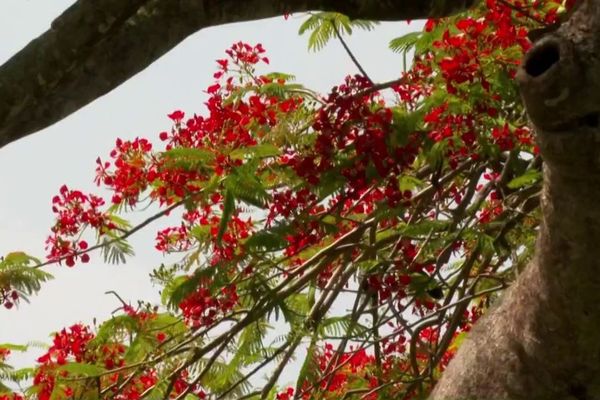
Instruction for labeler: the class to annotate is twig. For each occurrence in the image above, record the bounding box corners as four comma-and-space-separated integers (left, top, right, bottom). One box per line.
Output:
496, 0, 549, 26
35, 198, 186, 269
330, 18, 372, 82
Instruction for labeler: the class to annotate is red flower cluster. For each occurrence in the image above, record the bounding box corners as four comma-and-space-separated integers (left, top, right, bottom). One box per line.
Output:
225, 42, 269, 67
100, 342, 126, 369
156, 205, 253, 265
96, 138, 153, 205
0, 395, 24, 400
34, 324, 95, 400
312, 344, 375, 394
46, 185, 112, 266
276, 387, 295, 400
394, 0, 558, 174
111, 369, 158, 400
292, 75, 418, 204
0, 347, 10, 362
0, 287, 18, 309
179, 283, 239, 327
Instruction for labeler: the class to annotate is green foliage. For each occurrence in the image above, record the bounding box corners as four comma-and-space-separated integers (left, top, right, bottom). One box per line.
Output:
230, 144, 280, 161
507, 168, 542, 189
400, 220, 451, 238
0, 367, 34, 385
217, 189, 236, 245
90, 314, 139, 345
199, 358, 250, 397
0, 252, 53, 302
162, 274, 199, 309
99, 236, 134, 265
299, 12, 378, 51
225, 162, 272, 209
295, 333, 319, 394
57, 362, 106, 377
398, 175, 425, 193
318, 315, 362, 338
163, 148, 215, 164
389, 31, 423, 55
244, 222, 292, 252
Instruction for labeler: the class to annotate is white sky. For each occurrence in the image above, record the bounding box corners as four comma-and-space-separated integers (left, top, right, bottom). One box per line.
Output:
0, 0, 420, 381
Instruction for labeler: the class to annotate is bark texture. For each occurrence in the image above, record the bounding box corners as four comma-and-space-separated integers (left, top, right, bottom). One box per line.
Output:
0, 0, 475, 149
431, 1, 600, 399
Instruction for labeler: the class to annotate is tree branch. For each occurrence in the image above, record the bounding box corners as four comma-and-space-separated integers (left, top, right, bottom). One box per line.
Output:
0, 0, 476, 149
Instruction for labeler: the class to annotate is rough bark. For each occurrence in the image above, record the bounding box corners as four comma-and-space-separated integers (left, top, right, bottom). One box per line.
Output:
0, 0, 475, 149
430, 1, 600, 399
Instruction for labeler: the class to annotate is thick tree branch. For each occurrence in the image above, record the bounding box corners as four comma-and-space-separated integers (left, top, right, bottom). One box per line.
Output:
0, 0, 476, 149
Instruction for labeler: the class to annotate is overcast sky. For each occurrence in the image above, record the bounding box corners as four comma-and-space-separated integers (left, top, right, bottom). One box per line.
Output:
0, 0, 420, 379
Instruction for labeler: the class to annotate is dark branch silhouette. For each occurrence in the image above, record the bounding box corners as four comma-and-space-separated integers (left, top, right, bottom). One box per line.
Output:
0, 0, 475, 149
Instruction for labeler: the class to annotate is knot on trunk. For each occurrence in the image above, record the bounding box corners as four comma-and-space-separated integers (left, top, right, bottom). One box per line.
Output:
516, 1, 600, 173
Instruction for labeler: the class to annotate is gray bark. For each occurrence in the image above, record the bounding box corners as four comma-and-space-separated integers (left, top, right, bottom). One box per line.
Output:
431, 1, 600, 398
0, 0, 475, 149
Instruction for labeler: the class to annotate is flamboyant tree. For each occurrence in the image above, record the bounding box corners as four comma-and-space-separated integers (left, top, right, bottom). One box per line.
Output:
0, 1, 585, 399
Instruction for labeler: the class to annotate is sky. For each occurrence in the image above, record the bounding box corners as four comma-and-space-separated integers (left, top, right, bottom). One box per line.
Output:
0, 0, 420, 381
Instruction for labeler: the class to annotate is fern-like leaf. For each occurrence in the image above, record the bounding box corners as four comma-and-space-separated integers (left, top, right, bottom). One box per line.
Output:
0, 253, 53, 303
299, 12, 378, 52
389, 31, 423, 55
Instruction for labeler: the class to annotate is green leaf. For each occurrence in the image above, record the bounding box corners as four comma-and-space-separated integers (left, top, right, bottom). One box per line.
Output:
389, 31, 422, 55
106, 214, 132, 230
408, 272, 441, 296
244, 222, 292, 252
507, 169, 542, 189
299, 12, 377, 51
400, 220, 449, 237
414, 21, 446, 55
0, 382, 12, 394
230, 144, 280, 160
49, 382, 70, 400
90, 314, 138, 345
0, 344, 27, 352
315, 171, 346, 199
99, 236, 134, 265
160, 148, 216, 174
398, 175, 424, 192
0, 255, 53, 303
162, 148, 215, 163
217, 189, 235, 245
319, 316, 357, 337
125, 334, 154, 363
58, 362, 106, 377
392, 108, 424, 144
262, 72, 297, 82
448, 331, 468, 352
427, 141, 447, 170
0, 367, 34, 383
214, 321, 270, 393
295, 333, 319, 393
356, 259, 379, 272
478, 233, 498, 257
245, 231, 288, 252
190, 225, 211, 243
3, 252, 40, 265
149, 313, 185, 333
163, 274, 201, 309
258, 82, 306, 98
224, 165, 271, 208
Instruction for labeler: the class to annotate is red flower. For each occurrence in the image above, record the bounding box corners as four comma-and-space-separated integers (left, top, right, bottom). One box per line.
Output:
168, 110, 185, 122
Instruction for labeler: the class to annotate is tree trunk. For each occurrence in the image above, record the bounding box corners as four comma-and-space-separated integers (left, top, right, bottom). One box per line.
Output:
431, 1, 600, 399
0, 0, 475, 149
